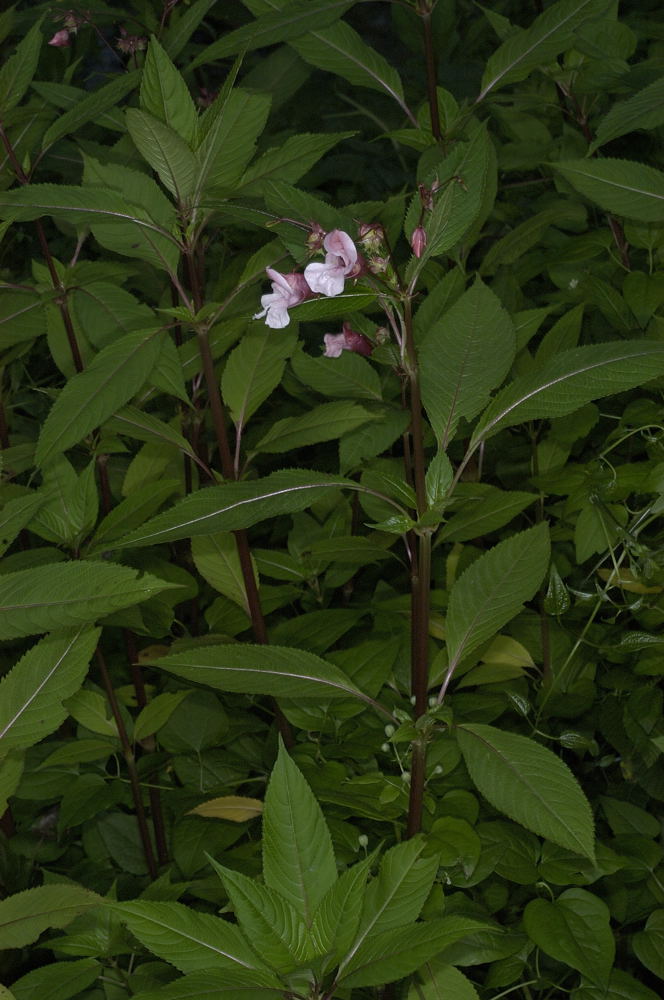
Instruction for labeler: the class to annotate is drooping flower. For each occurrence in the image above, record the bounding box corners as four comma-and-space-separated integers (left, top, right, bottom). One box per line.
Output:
304, 229, 361, 297
254, 268, 313, 329
410, 225, 427, 258
48, 29, 71, 47
323, 322, 373, 358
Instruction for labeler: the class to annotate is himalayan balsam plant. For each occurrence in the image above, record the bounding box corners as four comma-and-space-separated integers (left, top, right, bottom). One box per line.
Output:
1, 1, 664, 999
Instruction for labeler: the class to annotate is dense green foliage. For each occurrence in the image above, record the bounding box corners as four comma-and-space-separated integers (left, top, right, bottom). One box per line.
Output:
1, 1, 663, 998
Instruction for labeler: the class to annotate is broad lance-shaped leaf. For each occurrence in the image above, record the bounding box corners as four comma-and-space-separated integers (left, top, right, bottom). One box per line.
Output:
552, 158, 664, 223
120, 969, 285, 1000
193, 89, 272, 201
253, 401, 375, 454
456, 723, 595, 859
445, 524, 550, 676
126, 108, 198, 202
419, 279, 515, 448
310, 857, 371, 966
0, 17, 42, 115
524, 889, 614, 987
41, 70, 140, 149
0, 562, 180, 640
0, 885, 101, 949
263, 741, 337, 926
470, 340, 664, 449
0, 491, 45, 557
111, 901, 274, 976
0, 628, 100, 751
115, 470, 355, 548
140, 35, 197, 145
36, 327, 167, 467
237, 131, 356, 195
7, 960, 99, 1000
409, 963, 480, 1000
222, 326, 297, 429
590, 76, 664, 153
145, 643, 390, 716
478, 0, 610, 100
190, 0, 353, 69
208, 858, 308, 971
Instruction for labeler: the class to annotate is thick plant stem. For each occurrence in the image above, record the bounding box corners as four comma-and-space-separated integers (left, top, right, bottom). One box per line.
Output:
403, 298, 432, 836
96, 648, 158, 879
420, 5, 442, 141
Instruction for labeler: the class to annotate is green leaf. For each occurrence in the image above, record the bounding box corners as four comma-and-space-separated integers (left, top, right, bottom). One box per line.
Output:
35, 327, 166, 467
141, 36, 197, 146
523, 889, 614, 986
190, 0, 353, 69
9, 958, 99, 1000
209, 859, 307, 971
253, 401, 374, 453
42, 71, 140, 149
479, 204, 585, 276
438, 487, 538, 543
456, 723, 595, 859
0, 491, 45, 556
420, 279, 515, 447
194, 89, 271, 198
574, 970, 661, 1000
479, 0, 610, 100
163, 0, 218, 60
88, 479, 181, 550
0, 562, 179, 640
191, 532, 258, 612
291, 20, 407, 108
0, 885, 100, 950
360, 838, 439, 941
633, 909, 664, 980
127, 969, 284, 1000
105, 406, 197, 461
126, 109, 198, 202
0, 288, 44, 350
445, 524, 550, 674
0, 628, 99, 751
0, 184, 180, 273
237, 132, 355, 195
553, 158, 664, 223
310, 857, 370, 966
288, 289, 375, 321
591, 76, 664, 152
0, 751, 24, 815
470, 340, 664, 448
133, 692, 190, 742
409, 963, 480, 1000
291, 346, 382, 400
113, 901, 271, 975
263, 741, 337, 925
0, 18, 42, 114
222, 327, 297, 428
146, 643, 379, 709
116, 470, 353, 548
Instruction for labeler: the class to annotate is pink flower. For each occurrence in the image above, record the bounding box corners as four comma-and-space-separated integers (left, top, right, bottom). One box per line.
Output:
411, 225, 427, 258
48, 29, 71, 47
323, 322, 373, 358
304, 229, 361, 297
254, 268, 313, 329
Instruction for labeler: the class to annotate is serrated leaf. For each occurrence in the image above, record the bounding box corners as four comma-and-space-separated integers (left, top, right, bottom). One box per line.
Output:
115, 470, 353, 548
591, 76, 664, 152
237, 132, 355, 195
191, 532, 257, 613
445, 524, 550, 674
479, 0, 610, 100
0, 885, 100, 950
420, 279, 515, 448
291, 20, 406, 107
0, 288, 44, 350
145, 643, 380, 710
188, 796, 263, 821
0, 562, 179, 640
0, 18, 42, 115
0, 628, 99, 751
36, 327, 166, 467
553, 158, 664, 223
126, 109, 198, 202
222, 327, 297, 428
311, 857, 370, 965
439, 488, 538, 543
126, 969, 284, 1000
141, 36, 197, 145
42, 71, 140, 149
263, 741, 337, 925
106, 406, 197, 460
163, 0, 218, 59
291, 346, 382, 400
524, 889, 613, 986
9, 957, 99, 1000
88, 479, 181, 550
113, 901, 271, 975
457, 723, 595, 858
409, 963, 480, 1000
0, 751, 24, 815
209, 858, 306, 970
0, 491, 44, 556
190, 0, 353, 69
133, 691, 190, 741
470, 340, 664, 448
194, 89, 271, 200
254, 401, 374, 454
633, 909, 664, 980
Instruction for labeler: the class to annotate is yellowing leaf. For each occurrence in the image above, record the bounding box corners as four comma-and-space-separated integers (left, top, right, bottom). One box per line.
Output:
187, 795, 263, 822
481, 634, 535, 668
136, 644, 171, 663
597, 568, 662, 594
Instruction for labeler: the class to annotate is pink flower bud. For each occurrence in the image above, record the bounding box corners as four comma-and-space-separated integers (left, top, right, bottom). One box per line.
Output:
410, 225, 427, 259
48, 29, 71, 47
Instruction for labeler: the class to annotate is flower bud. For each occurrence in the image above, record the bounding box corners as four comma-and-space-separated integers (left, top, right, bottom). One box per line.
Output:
384, 724, 395, 737
48, 29, 71, 47
358, 834, 369, 848
411, 225, 427, 259
357, 222, 385, 252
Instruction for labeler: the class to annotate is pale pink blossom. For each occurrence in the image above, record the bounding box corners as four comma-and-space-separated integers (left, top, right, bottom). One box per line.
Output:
304, 229, 361, 297
323, 322, 373, 358
411, 225, 427, 258
254, 268, 313, 329
48, 29, 71, 47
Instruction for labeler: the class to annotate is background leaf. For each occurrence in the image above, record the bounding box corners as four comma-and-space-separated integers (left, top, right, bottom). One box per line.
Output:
0, 886, 100, 949
524, 889, 614, 987
553, 158, 664, 223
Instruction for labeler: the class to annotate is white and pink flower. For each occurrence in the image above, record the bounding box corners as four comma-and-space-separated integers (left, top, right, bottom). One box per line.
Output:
304, 229, 362, 298
323, 322, 373, 358
253, 269, 313, 329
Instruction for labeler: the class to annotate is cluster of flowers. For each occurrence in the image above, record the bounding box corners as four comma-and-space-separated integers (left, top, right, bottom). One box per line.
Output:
254, 229, 373, 359
48, 13, 147, 53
